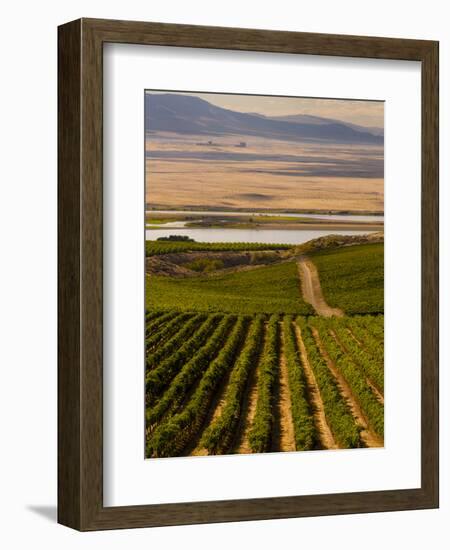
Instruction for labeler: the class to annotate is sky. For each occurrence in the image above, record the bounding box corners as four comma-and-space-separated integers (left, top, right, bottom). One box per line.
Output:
147, 90, 384, 128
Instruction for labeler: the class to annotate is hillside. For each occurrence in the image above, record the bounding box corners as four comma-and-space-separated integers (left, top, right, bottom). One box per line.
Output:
145, 93, 383, 145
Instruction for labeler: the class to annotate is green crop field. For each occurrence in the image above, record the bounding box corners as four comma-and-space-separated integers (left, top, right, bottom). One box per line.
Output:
146, 261, 313, 315
310, 243, 384, 314
145, 240, 384, 458
145, 312, 384, 458
146, 240, 293, 256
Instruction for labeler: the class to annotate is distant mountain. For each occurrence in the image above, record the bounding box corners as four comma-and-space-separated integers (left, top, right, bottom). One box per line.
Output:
342, 122, 384, 137
268, 113, 384, 137
145, 94, 384, 145
266, 113, 339, 125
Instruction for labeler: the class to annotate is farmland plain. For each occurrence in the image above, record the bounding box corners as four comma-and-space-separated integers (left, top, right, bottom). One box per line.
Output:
146, 133, 384, 213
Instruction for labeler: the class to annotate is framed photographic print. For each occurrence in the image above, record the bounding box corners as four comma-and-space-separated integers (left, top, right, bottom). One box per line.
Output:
58, 18, 439, 530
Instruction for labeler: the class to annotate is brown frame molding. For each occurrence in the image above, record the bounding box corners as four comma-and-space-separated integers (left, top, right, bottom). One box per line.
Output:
58, 18, 439, 531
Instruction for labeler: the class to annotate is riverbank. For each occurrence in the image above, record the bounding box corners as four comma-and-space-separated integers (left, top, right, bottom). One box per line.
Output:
153, 222, 384, 231
246, 222, 383, 231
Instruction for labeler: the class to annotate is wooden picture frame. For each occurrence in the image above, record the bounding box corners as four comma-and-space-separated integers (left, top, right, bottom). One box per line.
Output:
58, 18, 439, 531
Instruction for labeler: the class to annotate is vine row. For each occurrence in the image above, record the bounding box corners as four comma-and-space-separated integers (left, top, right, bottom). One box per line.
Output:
145, 314, 221, 401
283, 316, 316, 450
312, 318, 384, 438
146, 315, 236, 428
295, 317, 361, 448
147, 316, 250, 457
248, 315, 279, 453
200, 316, 264, 454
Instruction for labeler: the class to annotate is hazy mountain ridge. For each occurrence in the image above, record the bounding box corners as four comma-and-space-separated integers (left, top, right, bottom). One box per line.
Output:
145, 94, 384, 145
265, 113, 384, 137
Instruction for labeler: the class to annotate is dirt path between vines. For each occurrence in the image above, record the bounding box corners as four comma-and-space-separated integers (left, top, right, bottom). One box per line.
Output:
330, 329, 384, 406
311, 327, 383, 448
188, 323, 253, 457
188, 363, 235, 457
232, 326, 266, 454
297, 257, 344, 318
294, 324, 338, 450
365, 378, 384, 405
346, 327, 385, 370
271, 323, 296, 453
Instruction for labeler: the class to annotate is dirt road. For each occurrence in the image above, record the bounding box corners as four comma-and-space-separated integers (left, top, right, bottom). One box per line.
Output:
298, 257, 344, 318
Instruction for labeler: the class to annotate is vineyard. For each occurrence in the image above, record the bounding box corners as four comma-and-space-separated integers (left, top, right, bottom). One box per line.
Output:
310, 243, 384, 314
146, 240, 294, 256
147, 261, 314, 314
145, 240, 384, 458
145, 311, 384, 457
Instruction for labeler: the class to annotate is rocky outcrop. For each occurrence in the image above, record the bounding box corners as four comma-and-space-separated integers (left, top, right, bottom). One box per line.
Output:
292, 231, 384, 256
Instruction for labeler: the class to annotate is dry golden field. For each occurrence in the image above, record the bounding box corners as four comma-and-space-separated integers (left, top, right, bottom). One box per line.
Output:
145, 133, 384, 212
